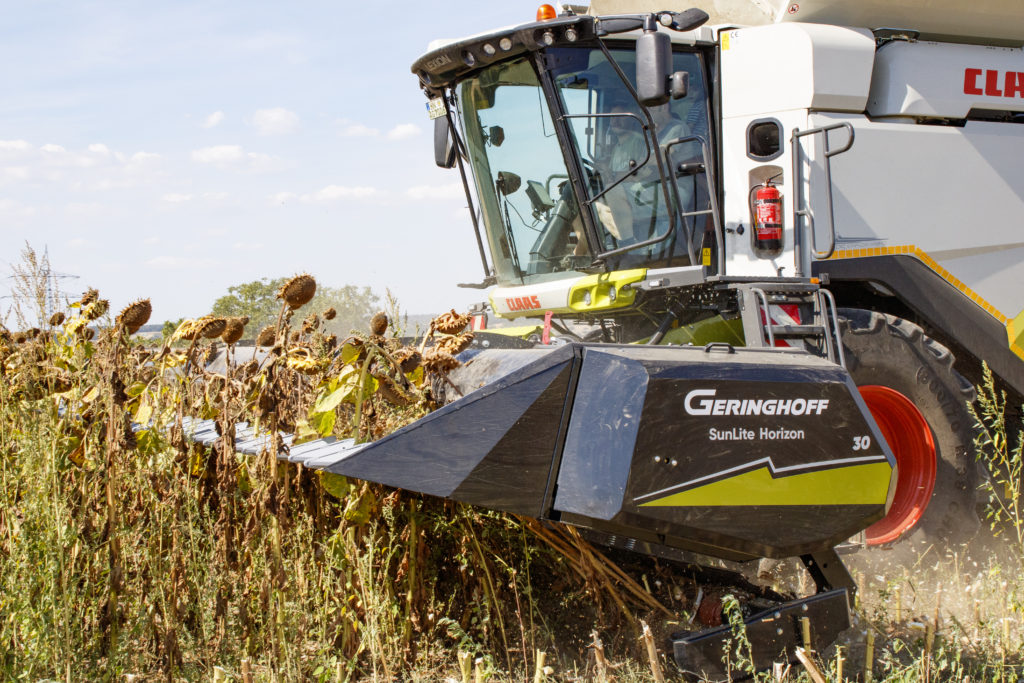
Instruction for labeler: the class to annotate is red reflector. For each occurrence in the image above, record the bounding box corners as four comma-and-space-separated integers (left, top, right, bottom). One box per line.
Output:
536, 4, 557, 21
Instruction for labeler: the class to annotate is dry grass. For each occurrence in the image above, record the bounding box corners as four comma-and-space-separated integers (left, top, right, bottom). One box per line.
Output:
1, 280, 1022, 681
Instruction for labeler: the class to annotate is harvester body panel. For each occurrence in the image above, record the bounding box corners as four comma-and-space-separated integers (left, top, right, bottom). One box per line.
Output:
310, 343, 894, 560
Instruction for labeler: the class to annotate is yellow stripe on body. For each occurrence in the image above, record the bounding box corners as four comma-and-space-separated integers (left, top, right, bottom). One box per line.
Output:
829, 245, 1024, 361
640, 461, 892, 507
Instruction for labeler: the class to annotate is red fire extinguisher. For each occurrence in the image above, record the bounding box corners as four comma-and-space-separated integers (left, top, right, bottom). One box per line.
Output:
752, 180, 783, 255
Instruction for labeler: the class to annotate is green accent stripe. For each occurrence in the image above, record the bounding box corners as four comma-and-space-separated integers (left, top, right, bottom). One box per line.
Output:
640, 462, 892, 507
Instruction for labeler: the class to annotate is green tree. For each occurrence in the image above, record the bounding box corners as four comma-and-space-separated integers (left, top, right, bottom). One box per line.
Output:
161, 318, 184, 344
210, 277, 380, 337
311, 284, 381, 336
211, 277, 287, 331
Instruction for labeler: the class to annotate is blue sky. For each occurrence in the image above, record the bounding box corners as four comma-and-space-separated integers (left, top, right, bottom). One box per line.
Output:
0, 1, 539, 324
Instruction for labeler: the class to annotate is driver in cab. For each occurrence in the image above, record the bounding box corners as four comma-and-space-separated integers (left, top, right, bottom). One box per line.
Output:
593, 99, 690, 248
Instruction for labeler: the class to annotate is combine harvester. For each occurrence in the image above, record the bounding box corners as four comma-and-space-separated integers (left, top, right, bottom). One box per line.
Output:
192, 0, 1024, 677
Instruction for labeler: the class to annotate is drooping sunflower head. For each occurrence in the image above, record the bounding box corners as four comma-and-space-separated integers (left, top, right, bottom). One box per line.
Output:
221, 317, 247, 345
370, 311, 389, 336
117, 299, 153, 335
277, 274, 317, 310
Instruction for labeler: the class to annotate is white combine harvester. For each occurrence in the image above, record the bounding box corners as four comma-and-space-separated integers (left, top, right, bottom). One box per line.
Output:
213, 1, 1024, 677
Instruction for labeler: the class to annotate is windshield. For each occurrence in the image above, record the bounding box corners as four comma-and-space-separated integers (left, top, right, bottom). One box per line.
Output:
456, 46, 712, 286
458, 57, 589, 286
550, 46, 711, 271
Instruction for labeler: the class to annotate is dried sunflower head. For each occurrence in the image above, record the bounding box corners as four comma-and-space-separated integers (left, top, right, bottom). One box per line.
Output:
172, 318, 199, 341
256, 325, 276, 347
13, 331, 27, 344
376, 374, 416, 407
433, 309, 470, 335
49, 312, 65, 327
199, 317, 227, 339
26, 328, 40, 340
83, 299, 109, 321
422, 348, 460, 374
278, 274, 317, 310
393, 346, 422, 374
221, 317, 247, 345
435, 331, 474, 356
80, 288, 99, 306
117, 299, 152, 335
286, 355, 326, 376
323, 307, 337, 321
369, 311, 388, 336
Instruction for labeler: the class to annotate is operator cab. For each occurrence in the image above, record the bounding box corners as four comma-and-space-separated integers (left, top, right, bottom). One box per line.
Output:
416, 11, 718, 289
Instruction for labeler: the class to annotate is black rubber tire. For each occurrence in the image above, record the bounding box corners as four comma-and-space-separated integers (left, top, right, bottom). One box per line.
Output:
838, 308, 980, 547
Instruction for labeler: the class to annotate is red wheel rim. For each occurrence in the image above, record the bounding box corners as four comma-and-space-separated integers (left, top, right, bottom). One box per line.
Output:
859, 385, 936, 545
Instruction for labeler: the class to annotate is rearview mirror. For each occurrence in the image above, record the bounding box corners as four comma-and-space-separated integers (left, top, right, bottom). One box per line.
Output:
636, 15, 671, 107
670, 71, 689, 100
434, 116, 456, 168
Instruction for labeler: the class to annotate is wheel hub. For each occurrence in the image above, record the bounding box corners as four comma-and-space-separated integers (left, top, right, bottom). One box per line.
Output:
859, 385, 937, 545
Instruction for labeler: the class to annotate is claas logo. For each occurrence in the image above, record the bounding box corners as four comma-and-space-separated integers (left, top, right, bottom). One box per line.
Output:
505, 295, 541, 311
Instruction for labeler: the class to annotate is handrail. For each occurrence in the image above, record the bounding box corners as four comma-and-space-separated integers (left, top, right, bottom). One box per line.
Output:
791, 122, 854, 274
664, 134, 723, 271
818, 288, 846, 368
750, 287, 774, 347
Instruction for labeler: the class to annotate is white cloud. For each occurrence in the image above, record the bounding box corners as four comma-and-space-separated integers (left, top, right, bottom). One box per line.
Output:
66, 237, 89, 247
252, 107, 299, 135
338, 119, 379, 137
202, 111, 225, 129
162, 193, 193, 203
88, 143, 111, 156
3, 167, 29, 180
144, 236, 160, 245
191, 145, 281, 172
130, 151, 161, 163
232, 241, 264, 251
406, 183, 464, 200
41, 143, 66, 154
192, 145, 244, 164
203, 191, 229, 201
269, 185, 380, 205
387, 124, 421, 141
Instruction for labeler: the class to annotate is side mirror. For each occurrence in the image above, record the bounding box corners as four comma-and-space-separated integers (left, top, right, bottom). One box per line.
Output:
636, 15, 671, 107
434, 116, 456, 168
488, 125, 505, 147
496, 171, 521, 196
670, 71, 689, 100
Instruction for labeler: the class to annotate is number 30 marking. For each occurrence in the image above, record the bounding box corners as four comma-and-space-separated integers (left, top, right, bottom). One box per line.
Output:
853, 435, 871, 451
